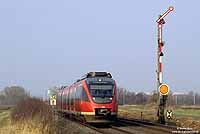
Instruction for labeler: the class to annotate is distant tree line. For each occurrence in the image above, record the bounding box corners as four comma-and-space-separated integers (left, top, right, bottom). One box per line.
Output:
1, 85, 199, 106
117, 88, 151, 105
117, 88, 200, 105
0, 86, 30, 105
172, 91, 200, 105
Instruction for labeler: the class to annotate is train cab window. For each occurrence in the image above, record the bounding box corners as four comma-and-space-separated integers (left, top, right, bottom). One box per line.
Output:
88, 84, 114, 104
89, 85, 114, 97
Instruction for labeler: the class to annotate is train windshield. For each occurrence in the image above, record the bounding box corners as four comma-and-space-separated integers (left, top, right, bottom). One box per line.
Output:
89, 85, 114, 97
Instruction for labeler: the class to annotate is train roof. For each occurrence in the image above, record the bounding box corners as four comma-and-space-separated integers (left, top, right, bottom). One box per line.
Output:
79, 72, 112, 81
59, 72, 113, 91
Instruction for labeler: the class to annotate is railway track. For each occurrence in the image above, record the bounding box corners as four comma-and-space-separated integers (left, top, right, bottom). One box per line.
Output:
117, 117, 177, 133
56, 112, 136, 134
84, 123, 138, 134
72, 119, 175, 134
56, 111, 177, 134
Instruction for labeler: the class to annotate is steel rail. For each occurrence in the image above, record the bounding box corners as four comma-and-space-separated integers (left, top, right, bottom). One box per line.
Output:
117, 118, 177, 133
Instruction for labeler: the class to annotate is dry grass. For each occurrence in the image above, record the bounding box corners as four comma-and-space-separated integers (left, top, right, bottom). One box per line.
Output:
11, 98, 53, 122
0, 98, 56, 134
175, 118, 200, 131
0, 118, 53, 134
0, 109, 12, 128
0, 98, 97, 134
118, 104, 200, 131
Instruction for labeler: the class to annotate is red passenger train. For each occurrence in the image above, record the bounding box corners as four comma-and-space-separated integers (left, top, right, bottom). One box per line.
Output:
56, 72, 118, 123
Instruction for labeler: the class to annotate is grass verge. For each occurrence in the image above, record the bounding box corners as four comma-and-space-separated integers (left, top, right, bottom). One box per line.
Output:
0, 98, 55, 134
118, 104, 200, 130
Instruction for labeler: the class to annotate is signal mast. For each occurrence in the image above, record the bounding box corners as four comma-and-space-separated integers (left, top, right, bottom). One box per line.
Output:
156, 6, 174, 124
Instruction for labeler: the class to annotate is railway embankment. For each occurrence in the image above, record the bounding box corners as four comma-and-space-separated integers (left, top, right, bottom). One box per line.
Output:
0, 98, 96, 134
118, 104, 200, 131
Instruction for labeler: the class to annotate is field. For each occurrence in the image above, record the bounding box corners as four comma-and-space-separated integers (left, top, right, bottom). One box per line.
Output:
1, 104, 200, 133
173, 106, 200, 117
0, 103, 96, 134
118, 104, 200, 130
0, 106, 12, 128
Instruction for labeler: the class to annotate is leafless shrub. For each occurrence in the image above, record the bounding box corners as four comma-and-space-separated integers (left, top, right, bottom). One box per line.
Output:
11, 97, 55, 134
0, 86, 29, 105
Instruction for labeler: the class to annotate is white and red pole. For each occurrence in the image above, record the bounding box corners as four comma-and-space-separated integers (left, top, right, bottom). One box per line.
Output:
156, 6, 174, 124
157, 6, 173, 86
158, 23, 163, 85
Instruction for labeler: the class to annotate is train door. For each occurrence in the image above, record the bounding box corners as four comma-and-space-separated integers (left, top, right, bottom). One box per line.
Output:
66, 91, 68, 111
61, 93, 64, 109
77, 86, 81, 114
74, 87, 76, 112
71, 88, 73, 112
56, 94, 59, 109
60, 92, 62, 109
69, 88, 71, 111
72, 88, 75, 112
67, 91, 70, 110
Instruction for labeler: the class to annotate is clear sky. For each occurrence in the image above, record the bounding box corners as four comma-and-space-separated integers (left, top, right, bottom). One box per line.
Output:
0, 0, 199, 96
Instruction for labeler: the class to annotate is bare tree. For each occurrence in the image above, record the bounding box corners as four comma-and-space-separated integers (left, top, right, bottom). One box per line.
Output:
0, 92, 5, 105
1, 86, 29, 105
167, 91, 173, 105
149, 90, 158, 104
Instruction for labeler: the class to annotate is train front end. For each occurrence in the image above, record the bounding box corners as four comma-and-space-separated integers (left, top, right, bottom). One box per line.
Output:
81, 72, 118, 123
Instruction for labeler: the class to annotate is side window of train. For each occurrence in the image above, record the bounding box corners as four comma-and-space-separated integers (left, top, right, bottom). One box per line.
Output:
69, 89, 72, 106
60, 93, 62, 108
71, 89, 74, 105
56, 94, 60, 107
67, 92, 69, 105
73, 88, 75, 102
81, 86, 89, 102
74, 88, 76, 101
76, 86, 81, 100
72, 88, 75, 105
62, 93, 65, 106
66, 92, 68, 105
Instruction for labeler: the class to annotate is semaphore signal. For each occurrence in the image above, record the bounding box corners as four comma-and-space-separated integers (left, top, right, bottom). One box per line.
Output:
156, 6, 174, 124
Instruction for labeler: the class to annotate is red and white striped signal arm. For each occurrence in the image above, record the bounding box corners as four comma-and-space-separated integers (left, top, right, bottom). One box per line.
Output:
157, 6, 174, 85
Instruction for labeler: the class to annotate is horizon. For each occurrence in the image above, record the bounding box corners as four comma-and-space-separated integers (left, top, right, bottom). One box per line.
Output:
0, 1, 200, 97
